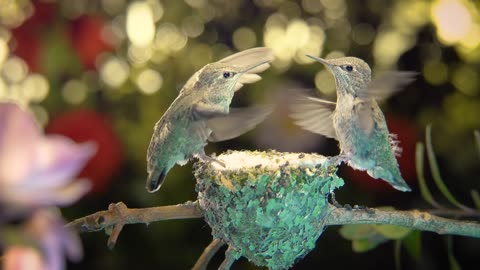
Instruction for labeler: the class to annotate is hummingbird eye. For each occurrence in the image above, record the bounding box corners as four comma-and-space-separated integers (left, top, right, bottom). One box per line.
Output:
223, 72, 232, 79
345, 65, 353, 72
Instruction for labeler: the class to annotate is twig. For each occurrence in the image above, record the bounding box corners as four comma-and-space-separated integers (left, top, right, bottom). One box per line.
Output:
425, 125, 476, 212
218, 246, 238, 270
427, 208, 480, 219
326, 204, 480, 238
192, 239, 225, 270
66, 201, 203, 249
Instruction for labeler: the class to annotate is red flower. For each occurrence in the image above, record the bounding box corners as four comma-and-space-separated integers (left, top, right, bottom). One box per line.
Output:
46, 109, 123, 194
69, 16, 114, 70
11, 0, 56, 72
12, 2, 113, 72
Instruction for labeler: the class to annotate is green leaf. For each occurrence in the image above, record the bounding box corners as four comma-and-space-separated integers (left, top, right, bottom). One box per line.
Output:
374, 224, 412, 240
339, 224, 378, 240
471, 190, 480, 209
41, 27, 82, 82
352, 235, 389, 253
394, 240, 402, 270
0, 227, 37, 247
402, 230, 421, 262
425, 125, 469, 210
446, 236, 462, 270
415, 142, 439, 207
341, 224, 395, 253
474, 130, 480, 159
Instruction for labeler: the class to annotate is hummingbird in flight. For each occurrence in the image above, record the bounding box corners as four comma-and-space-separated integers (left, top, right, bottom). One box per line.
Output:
290, 55, 416, 192
146, 47, 274, 193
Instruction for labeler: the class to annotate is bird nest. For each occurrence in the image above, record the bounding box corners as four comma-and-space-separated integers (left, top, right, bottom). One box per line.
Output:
195, 150, 344, 269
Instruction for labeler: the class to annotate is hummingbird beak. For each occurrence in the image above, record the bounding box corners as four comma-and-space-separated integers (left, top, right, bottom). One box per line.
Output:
306, 55, 332, 67
239, 60, 270, 74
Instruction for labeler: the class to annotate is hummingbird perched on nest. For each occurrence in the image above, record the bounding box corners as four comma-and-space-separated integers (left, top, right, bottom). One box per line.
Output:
290, 55, 416, 192
146, 47, 274, 193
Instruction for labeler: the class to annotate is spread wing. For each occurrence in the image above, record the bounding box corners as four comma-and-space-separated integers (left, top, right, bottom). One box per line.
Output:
219, 47, 274, 92
191, 104, 273, 143
359, 71, 417, 100
289, 93, 337, 139
207, 105, 273, 142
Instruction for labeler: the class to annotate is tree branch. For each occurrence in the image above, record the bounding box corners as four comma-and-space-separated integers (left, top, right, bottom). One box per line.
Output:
192, 239, 225, 270
66, 201, 203, 249
427, 208, 480, 219
326, 204, 480, 238
66, 201, 479, 268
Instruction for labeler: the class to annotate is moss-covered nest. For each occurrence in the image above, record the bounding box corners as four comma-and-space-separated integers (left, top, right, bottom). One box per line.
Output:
195, 150, 344, 269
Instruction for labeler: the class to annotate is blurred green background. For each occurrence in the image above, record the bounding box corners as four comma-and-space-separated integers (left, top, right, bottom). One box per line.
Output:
1, 0, 479, 269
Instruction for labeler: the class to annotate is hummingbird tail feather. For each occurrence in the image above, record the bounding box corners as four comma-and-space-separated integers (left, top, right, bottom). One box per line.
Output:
146, 168, 167, 193
390, 177, 412, 192
367, 166, 412, 192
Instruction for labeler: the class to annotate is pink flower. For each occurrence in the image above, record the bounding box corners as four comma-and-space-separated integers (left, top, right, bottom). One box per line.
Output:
3, 209, 83, 270
0, 102, 96, 209
3, 246, 43, 270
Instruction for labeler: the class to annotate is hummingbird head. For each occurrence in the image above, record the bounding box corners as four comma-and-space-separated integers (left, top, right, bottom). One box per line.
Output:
307, 55, 372, 95
197, 60, 270, 96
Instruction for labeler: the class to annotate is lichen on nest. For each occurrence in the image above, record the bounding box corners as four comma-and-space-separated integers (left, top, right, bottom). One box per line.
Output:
195, 150, 344, 270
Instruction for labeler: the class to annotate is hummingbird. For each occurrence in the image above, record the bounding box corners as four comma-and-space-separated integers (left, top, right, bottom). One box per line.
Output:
290, 55, 416, 192
146, 47, 274, 193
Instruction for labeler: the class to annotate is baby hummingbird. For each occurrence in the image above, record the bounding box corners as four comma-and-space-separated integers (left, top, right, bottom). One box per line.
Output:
290, 55, 416, 192
146, 47, 274, 193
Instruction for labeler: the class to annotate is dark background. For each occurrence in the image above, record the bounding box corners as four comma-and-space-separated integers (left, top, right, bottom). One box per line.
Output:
1, 0, 479, 269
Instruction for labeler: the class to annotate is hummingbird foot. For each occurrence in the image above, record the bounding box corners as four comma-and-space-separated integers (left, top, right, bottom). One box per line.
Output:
330, 192, 360, 210
196, 152, 226, 168
332, 152, 351, 165
329, 192, 343, 208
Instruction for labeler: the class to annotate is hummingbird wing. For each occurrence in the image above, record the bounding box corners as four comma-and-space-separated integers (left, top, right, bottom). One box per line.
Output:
219, 47, 274, 92
192, 102, 229, 120
352, 99, 376, 136
190, 103, 272, 142
207, 105, 274, 142
360, 71, 417, 100
289, 94, 337, 139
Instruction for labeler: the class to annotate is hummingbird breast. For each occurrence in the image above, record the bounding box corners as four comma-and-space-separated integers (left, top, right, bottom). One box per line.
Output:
332, 95, 377, 161
147, 106, 207, 173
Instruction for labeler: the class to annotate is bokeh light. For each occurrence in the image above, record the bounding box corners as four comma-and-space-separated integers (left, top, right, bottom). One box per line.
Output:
373, 30, 415, 68
314, 70, 335, 96
181, 15, 204, 38
154, 23, 188, 53
101, 0, 127, 16
302, 0, 323, 14
0, 0, 31, 27
452, 65, 479, 96
2, 56, 28, 83
21, 74, 49, 103
431, 0, 474, 45
264, 15, 325, 69
233, 27, 257, 50
422, 61, 448, 86
0, 38, 8, 66
136, 68, 163, 95
352, 23, 375, 45
126, 1, 155, 47
100, 56, 130, 88
62, 79, 88, 104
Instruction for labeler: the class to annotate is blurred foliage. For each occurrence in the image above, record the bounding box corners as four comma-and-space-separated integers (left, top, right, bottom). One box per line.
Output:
1, 0, 479, 269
